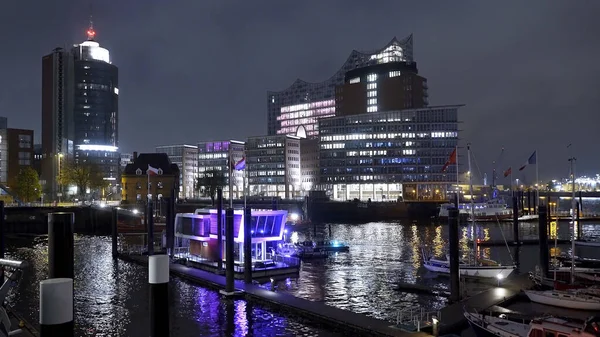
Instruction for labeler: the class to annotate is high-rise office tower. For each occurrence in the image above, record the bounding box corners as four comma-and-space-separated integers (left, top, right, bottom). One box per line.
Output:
41, 22, 119, 199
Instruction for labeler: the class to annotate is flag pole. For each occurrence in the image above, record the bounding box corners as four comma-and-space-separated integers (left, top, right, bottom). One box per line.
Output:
535, 150, 539, 211
455, 145, 459, 206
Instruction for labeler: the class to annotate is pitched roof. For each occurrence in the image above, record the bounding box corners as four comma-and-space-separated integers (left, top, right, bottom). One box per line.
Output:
123, 153, 180, 175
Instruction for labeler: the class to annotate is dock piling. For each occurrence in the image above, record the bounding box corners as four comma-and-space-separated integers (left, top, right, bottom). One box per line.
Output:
538, 205, 549, 276
448, 207, 460, 303
527, 190, 531, 214
147, 202, 154, 256
244, 207, 252, 284
149, 255, 170, 337
224, 208, 235, 295
111, 207, 118, 258
217, 188, 223, 271
48, 212, 74, 279
165, 197, 175, 258
0, 201, 4, 260
40, 278, 74, 337
578, 191, 583, 238
512, 195, 519, 245
576, 201, 581, 239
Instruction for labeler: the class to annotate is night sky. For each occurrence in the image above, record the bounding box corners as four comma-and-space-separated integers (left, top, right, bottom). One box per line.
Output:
1, 1, 598, 182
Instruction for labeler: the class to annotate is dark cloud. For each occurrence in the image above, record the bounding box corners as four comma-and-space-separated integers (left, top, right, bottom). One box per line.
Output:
0, 1, 598, 181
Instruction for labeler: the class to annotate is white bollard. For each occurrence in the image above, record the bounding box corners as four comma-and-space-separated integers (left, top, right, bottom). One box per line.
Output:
149, 255, 169, 337
40, 278, 73, 337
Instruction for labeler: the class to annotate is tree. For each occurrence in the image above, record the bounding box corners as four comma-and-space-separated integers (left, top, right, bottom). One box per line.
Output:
58, 160, 108, 199
14, 167, 42, 203
196, 169, 226, 205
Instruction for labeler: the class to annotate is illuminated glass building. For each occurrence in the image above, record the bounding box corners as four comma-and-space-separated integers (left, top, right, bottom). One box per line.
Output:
71, 26, 119, 184
318, 105, 461, 201
42, 23, 119, 198
267, 35, 414, 138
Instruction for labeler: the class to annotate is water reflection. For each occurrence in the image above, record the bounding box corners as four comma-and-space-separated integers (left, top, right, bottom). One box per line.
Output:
284, 221, 600, 323
6, 236, 338, 336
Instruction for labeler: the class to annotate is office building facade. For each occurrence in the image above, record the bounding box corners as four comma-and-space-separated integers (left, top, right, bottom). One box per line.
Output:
267, 35, 414, 138
197, 140, 245, 200
6, 128, 34, 190
318, 105, 461, 201
156, 145, 198, 199
42, 26, 119, 199
246, 135, 301, 199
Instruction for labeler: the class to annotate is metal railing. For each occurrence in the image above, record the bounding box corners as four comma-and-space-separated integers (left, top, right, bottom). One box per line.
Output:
396, 305, 441, 332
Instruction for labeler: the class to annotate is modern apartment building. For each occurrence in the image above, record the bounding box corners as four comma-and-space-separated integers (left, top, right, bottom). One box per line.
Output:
197, 140, 245, 200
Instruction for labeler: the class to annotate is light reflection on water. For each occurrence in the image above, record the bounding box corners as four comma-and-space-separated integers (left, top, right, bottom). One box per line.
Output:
278, 221, 600, 323
6, 236, 339, 337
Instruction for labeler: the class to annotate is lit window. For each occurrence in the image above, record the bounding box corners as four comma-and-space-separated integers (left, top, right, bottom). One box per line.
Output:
367, 106, 378, 113
367, 90, 377, 97
349, 77, 360, 84
114, 87, 119, 95
368, 98, 377, 105
367, 83, 377, 90
367, 74, 378, 82
389, 71, 401, 78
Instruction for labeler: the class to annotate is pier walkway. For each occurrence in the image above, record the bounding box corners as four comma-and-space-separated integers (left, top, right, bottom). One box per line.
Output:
120, 254, 429, 337
438, 273, 532, 334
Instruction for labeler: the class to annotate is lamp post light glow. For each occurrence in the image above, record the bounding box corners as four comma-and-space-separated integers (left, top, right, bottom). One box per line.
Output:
496, 273, 504, 286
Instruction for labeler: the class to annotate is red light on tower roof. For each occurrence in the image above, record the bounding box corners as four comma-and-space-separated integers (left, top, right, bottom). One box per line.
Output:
87, 28, 96, 40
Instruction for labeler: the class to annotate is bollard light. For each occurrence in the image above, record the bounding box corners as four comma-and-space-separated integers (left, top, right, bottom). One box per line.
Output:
496, 273, 504, 286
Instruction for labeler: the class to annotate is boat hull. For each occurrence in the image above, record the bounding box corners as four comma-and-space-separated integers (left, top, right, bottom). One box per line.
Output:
574, 240, 600, 247
423, 261, 516, 279
524, 290, 600, 311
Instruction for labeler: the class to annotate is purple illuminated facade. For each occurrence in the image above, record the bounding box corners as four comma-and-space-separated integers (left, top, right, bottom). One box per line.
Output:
174, 209, 288, 263
197, 140, 245, 199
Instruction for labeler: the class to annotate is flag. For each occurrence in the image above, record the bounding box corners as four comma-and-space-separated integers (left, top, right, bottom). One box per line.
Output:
441, 148, 457, 172
503, 167, 512, 178
230, 156, 246, 171
518, 151, 537, 171
147, 164, 160, 175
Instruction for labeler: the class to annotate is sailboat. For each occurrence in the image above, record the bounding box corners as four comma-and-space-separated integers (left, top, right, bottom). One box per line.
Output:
524, 157, 600, 310
423, 144, 516, 279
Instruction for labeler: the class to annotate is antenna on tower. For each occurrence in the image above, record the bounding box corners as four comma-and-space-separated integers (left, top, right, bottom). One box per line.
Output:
86, 1, 96, 40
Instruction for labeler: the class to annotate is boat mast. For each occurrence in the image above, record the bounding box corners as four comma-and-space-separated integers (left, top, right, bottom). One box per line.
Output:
468, 144, 476, 263
569, 156, 576, 284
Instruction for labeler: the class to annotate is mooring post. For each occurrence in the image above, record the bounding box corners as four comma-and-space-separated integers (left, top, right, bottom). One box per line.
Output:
448, 207, 460, 303
40, 278, 74, 337
149, 255, 170, 337
577, 191, 583, 240
512, 195, 519, 245
244, 206, 252, 284
165, 197, 175, 258
527, 190, 532, 215
217, 188, 223, 271
147, 202, 154, 256
576, 201, 581, 239
48, 212, 75, 279
538, 205, 549, 277
111, 207, 118, 258
271, 197, 277, 211
224, 208, 235, 294
328, 224, 332, 239
0, 201, 4, 260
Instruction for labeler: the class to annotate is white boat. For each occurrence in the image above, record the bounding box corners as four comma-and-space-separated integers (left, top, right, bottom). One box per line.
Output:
427, 145, 516, 279
438, 199, 513, 221
465, 312, 600, 337
524, 290, 600, 311
423, 253, 516, 279
518, 214, 539, 221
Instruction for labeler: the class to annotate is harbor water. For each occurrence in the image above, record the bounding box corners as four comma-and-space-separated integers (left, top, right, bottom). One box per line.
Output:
5, 219, 600, 336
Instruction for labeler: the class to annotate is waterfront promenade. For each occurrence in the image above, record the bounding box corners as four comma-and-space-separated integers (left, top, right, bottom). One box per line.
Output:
120, 254, 430, 337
